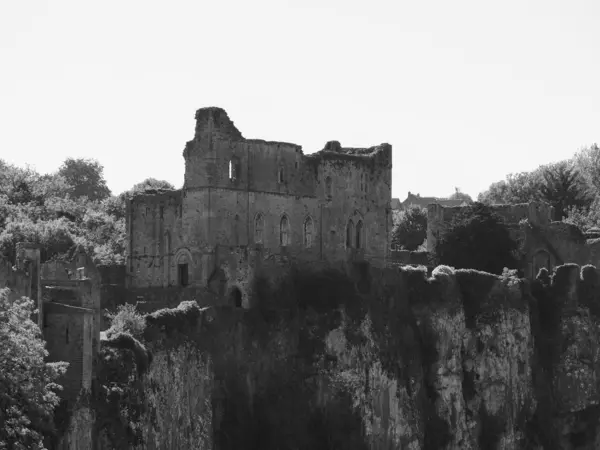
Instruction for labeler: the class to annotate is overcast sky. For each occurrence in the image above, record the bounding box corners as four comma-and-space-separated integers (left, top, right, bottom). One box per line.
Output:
1, 0, 599, 200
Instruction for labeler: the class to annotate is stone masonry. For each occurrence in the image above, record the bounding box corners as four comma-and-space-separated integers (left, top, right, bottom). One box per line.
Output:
126, 107, 394, 307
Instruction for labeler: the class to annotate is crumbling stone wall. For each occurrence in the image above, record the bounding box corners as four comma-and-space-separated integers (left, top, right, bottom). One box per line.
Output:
126, 107, 393, 301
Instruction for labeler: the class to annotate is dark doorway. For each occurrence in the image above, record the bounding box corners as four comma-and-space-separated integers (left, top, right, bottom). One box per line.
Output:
178, 263, 189, 286
230, 287, 242, 308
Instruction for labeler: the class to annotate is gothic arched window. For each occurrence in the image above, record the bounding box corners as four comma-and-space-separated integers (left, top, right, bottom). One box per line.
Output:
356, 220, 363, 249
304, 216, 314, 248
346, 220, 354, 248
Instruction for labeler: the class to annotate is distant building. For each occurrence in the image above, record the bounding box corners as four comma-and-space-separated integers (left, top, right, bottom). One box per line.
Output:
392, 191, 468, 211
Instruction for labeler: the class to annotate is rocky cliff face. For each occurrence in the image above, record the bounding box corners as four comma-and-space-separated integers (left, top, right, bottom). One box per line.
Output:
76, 262, 600, 450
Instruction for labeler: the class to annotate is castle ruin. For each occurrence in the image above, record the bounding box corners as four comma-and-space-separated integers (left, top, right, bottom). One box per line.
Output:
126, 107, 393, 307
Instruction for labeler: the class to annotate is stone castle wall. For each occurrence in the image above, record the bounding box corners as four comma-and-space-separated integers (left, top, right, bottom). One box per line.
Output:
126, 107, 393, 302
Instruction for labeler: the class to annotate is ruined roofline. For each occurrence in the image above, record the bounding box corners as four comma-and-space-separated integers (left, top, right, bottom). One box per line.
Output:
306, 142, 392, 164
192, 107, 389, 158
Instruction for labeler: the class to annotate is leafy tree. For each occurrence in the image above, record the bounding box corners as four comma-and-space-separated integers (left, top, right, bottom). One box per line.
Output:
477, 170, 544, 205
448, 188, 473, 203
571, 143, 600, 194
57, 158, 111, 201
0, 161, 41, 206
538, 161, 591, 220
0, 288, 68, 449
434, 202, 519, 274
391, 205, 427, 251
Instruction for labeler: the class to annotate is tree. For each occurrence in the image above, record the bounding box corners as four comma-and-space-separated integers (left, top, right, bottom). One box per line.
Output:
57, 158, 111, 201
571, 143, 600, 194
0, 288, 68, 448
391, 205, 428, 251
538, 161, 591, 220
448, 188, 473, 203
434, 202, 519, 274
477, 171, 544, 205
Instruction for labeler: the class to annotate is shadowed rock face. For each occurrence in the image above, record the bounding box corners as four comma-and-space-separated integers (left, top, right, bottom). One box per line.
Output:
62, 263, 600, 450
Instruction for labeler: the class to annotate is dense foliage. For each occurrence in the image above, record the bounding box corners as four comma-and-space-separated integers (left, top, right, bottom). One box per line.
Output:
478, 144, 599, 226
0, 288, 68, 449
391, 205, 428, 251
0, 158, 175, 265
434, 202, 520, 274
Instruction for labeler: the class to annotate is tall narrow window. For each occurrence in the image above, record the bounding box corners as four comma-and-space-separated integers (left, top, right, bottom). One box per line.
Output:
346, 220, 354, 248
280, 215, 290, 246
304, 216, 314, 248
229, 159, 238, 181
278, 167, 285, 183
356, 220, 363, 249
254, 213, 265, 244
325, 176, 333, 200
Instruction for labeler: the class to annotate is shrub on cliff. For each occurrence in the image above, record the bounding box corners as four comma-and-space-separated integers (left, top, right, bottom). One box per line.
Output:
0, 288, 68, 449
434, 202, 519, 274
106, 303, 146, 339
391, 205, 428, 251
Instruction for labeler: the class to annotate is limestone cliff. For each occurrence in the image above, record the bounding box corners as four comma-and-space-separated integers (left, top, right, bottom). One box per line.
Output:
78, 262, 600, 450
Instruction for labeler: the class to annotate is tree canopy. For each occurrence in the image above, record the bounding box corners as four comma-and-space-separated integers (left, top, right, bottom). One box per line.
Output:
391, 205, 427, 251
0, 159, 129, 264
434, 202, 520, 274
0, 288, 68, 449
57, 158, 111, 202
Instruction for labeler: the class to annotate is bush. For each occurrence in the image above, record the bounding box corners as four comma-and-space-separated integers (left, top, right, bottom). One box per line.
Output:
434, 202, 519, 274
391, 205, 428, 251
106, 303, 146, 339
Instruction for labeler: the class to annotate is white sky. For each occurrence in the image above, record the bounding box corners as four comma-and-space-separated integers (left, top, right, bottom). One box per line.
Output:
1, 0, 599, 200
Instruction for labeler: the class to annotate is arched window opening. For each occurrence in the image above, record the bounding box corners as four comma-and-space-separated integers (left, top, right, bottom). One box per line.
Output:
346, 220, 355, 248
230, 287, 242, 308
304, 216, 314, 248
278, 167, 285, 183
229, 159, 238, 181
325, 176, 333, 200
280, 215, 290, 247
356, 221, 363, 249
254, 213, 265, 244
